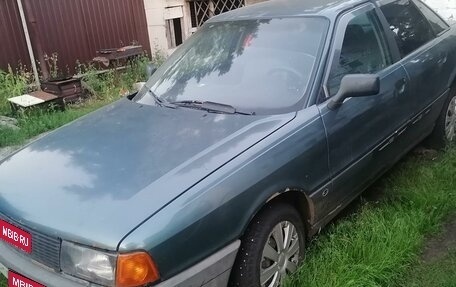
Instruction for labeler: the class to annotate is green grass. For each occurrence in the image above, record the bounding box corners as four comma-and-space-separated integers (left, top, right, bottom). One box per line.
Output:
285, 149, 456, 287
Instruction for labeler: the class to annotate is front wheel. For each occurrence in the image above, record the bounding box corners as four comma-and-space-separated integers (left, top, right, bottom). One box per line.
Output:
427, 90, 456, 149
229, 203, 305, 287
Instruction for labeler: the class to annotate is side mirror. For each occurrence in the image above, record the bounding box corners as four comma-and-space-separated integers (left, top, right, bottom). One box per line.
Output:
146, 63, 157, 78
327, 74, 380, 110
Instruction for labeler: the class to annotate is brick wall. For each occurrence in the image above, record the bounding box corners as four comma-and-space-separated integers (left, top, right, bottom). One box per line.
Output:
423, 0, 456, 23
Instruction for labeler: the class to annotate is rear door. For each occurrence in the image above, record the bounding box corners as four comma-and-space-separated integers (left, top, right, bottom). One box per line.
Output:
317, 3, 412, 214
379, 0, 452, 132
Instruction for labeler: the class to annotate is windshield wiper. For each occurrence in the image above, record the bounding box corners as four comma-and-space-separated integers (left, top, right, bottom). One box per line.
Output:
149, 90, 177, 109
170, 100, 255, 115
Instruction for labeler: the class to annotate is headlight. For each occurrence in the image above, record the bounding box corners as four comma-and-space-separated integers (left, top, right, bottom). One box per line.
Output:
60, 241, 160, 287
61, 241, 117, 286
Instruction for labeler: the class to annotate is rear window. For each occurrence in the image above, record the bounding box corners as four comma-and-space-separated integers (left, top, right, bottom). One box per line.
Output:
380, 0, 435, 57
413, 0, 449, 35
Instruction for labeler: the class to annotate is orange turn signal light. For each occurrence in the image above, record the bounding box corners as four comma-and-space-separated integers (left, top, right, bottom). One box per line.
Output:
116, 252, 160, 287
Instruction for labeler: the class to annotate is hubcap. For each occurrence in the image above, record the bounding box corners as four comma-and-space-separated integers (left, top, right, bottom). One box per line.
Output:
260, 221, 301, 287
445, 97, 456, 142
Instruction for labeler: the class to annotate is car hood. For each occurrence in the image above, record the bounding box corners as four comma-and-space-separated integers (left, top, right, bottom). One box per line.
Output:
0, 99, 294, 250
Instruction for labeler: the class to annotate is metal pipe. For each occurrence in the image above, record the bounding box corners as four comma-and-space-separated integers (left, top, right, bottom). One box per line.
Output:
16, 0, 40, 88
22, 0, 50, 81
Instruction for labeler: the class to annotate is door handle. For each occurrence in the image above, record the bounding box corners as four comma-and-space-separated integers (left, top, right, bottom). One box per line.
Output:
395, 78, 407, 95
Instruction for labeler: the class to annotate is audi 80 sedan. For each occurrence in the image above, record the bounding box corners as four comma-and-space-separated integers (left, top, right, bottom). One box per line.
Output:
1, 0, 456, 286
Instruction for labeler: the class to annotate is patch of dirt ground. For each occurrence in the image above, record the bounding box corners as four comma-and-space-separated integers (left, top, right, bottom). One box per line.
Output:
421, 214, 456, 263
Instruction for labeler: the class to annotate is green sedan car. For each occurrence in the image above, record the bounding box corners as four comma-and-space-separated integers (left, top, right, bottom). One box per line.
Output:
0, 0, 455, 286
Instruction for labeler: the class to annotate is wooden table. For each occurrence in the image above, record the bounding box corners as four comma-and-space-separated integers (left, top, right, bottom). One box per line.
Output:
8, 91, 63, 112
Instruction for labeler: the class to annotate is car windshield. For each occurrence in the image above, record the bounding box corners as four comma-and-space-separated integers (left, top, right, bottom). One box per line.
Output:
135, 17, 329, 115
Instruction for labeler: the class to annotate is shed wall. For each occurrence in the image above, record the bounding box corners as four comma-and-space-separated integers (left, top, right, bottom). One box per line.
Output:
0, 0, 150, 74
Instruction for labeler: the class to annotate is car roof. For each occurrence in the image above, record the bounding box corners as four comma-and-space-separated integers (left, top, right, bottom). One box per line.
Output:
209, 0, 370, 22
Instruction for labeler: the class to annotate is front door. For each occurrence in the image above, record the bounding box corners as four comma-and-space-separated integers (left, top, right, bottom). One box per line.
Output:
317, 4, 412, 214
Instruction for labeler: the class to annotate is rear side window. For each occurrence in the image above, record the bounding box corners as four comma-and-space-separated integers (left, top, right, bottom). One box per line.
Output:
413, 0, 449, 35
380, 0, 435, 57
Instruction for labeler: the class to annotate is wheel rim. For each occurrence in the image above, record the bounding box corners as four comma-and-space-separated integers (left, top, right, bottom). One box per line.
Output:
260, 221, 301, 287
445, 96, 456, 142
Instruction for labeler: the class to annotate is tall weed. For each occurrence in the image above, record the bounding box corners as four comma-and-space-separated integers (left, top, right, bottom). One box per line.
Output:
0, 65, 33, 115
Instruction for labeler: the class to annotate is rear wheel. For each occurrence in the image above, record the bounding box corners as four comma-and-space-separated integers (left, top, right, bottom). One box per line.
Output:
427, 90, 456, 149
229, 203, 305, 287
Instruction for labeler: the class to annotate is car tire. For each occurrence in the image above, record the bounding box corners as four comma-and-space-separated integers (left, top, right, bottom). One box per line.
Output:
229, 203, 305, 287
427, 88, 456, 149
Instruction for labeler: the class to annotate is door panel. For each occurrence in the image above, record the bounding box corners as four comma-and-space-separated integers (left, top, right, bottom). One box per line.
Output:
319, 64, 410, 211
317, 4, 414, 213
402, 42, 450, 124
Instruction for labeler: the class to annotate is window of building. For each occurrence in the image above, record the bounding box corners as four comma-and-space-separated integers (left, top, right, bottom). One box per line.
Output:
166, 18, 184, 48
188, 0, 245, 29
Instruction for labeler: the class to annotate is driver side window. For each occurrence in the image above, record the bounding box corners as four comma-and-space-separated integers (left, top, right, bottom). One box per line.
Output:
327, 10, 392, 97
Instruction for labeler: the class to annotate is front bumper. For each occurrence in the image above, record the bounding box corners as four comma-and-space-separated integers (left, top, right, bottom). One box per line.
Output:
0, 240, 240, 287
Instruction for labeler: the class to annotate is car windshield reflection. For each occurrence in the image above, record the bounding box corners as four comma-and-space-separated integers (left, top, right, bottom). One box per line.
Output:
135, 17, 329, 115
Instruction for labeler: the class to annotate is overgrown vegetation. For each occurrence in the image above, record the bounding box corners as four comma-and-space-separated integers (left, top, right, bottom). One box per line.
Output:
77, 55, 151, 101
0, 65, 33, 115
285, 148, 456, 287
0, 50, 165, 148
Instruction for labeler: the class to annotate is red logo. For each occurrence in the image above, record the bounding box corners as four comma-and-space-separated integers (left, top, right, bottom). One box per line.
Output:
0, 220, 32, 253
8, 271, 46, 287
